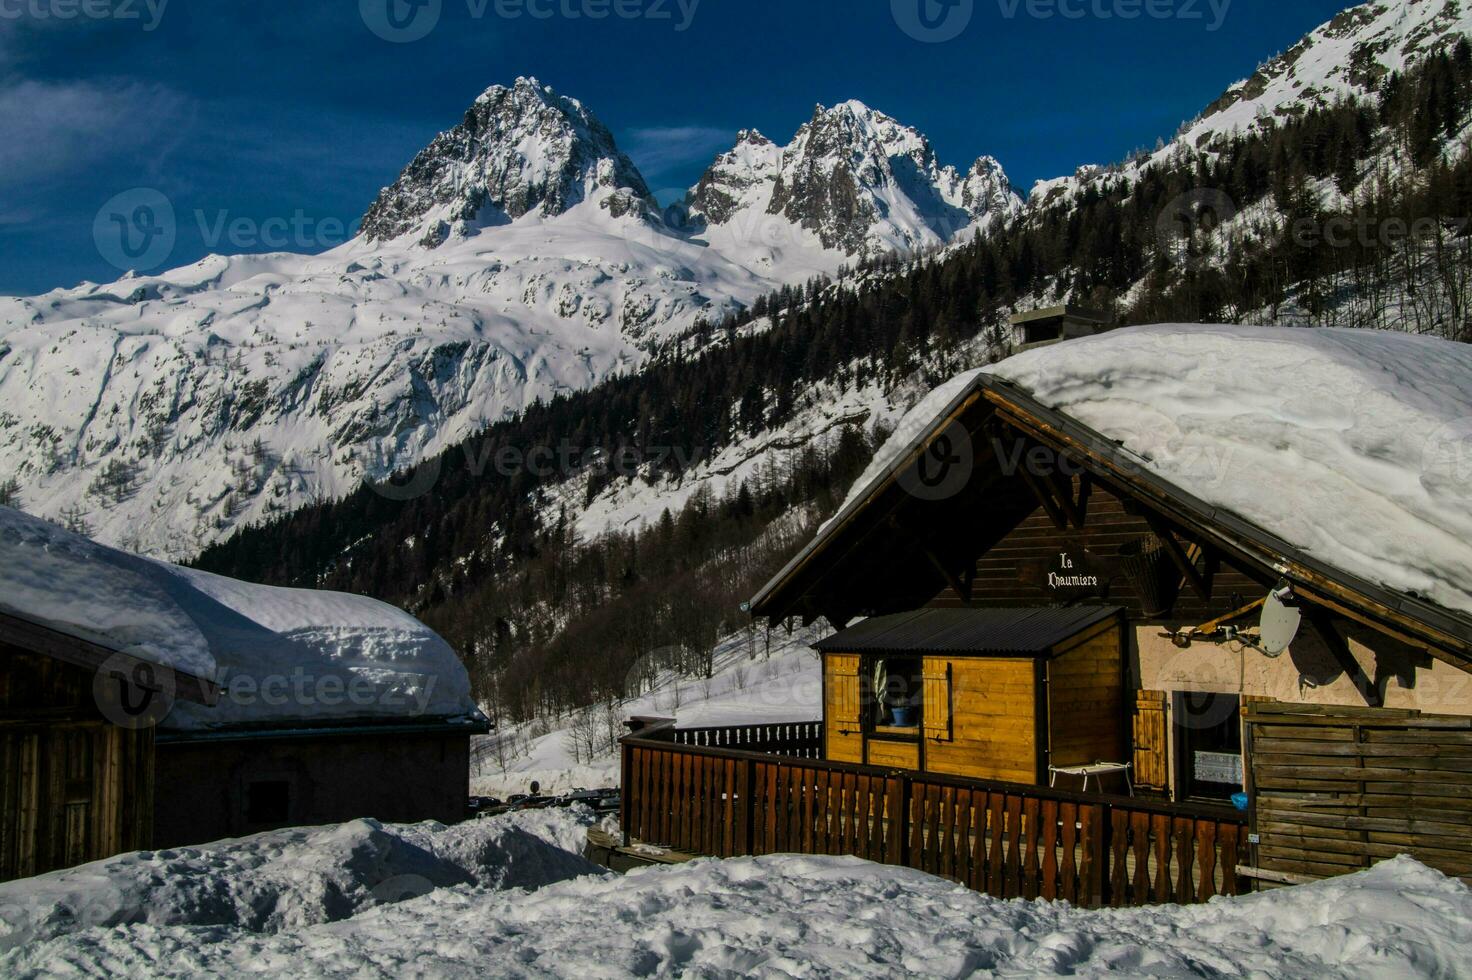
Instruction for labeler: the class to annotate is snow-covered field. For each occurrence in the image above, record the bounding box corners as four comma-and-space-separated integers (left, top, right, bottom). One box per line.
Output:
3, 806, 1469, 978
471, 624, 827, 798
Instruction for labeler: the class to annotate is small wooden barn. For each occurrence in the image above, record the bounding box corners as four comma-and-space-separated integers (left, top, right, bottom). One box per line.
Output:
0, 505, 486, 882
613, 326, 1472, 901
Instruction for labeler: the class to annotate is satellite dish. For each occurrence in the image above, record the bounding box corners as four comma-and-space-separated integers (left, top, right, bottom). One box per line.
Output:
1259, 588, 1302, 657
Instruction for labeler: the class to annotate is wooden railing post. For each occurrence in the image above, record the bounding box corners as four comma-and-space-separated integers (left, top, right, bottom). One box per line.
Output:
737, 757, 755, 856
1080, 804, 1105, 908
620, 741, 633, 847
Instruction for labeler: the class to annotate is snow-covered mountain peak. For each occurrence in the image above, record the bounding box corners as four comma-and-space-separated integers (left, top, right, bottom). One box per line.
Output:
688, 98, 1022, 263
359, 76, 652, 247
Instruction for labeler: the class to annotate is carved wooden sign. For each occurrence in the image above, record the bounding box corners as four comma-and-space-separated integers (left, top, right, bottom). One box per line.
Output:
1019, 549, 1112, 598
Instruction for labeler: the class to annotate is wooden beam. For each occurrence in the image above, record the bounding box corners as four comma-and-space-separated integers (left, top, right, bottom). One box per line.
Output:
1048, 470, 1085, 529
1015, 459, 1069, 530
922, 545, 973, 606
1142, 513, 1211, 601
1304, 609, 1381, 707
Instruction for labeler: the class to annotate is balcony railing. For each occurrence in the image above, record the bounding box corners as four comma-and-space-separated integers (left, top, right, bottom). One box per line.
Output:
620, 726, 1249, 909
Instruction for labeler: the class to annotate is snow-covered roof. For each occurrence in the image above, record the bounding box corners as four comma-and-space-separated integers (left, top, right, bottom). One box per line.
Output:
0, 506, 478, 730
772, 325, 1472, 623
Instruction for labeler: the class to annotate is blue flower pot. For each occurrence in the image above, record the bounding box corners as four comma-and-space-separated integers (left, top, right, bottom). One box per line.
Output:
1231, 792, 1249, 812
890, 707, 917, 728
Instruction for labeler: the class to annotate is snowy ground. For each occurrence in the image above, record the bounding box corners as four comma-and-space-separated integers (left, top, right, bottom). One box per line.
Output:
471, 624, 827, 798
2, 806, 1469, 978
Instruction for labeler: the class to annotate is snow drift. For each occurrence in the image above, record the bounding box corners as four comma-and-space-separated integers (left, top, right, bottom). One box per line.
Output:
1, 805, 1468, 978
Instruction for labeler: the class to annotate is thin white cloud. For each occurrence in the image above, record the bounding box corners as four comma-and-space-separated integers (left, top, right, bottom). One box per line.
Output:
622, 125, 733, 184
0, 79, 192, 189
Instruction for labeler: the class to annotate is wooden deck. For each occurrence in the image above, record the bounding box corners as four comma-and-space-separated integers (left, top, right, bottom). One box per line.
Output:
620, 727, 1249, 909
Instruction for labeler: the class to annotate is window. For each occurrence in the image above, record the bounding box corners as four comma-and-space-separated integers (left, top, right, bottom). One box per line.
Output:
246, 780, 291, 824
1174, 693, 1242, 801
870, 656, 922, 730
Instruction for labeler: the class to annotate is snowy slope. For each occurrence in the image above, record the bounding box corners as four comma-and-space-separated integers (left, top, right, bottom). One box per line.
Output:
0, 79, 1018, 561
472, 622, 827, 798
0, 505, 477, 729
2, 805, 1469, 978
1029, 0, 1472, 208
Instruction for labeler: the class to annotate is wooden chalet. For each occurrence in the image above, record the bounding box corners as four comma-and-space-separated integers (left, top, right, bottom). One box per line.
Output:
614, 355, 1472, 905
1, 505, 487, 883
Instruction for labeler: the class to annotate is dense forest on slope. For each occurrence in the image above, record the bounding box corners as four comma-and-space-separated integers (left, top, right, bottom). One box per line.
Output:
197, 44, 1472, 722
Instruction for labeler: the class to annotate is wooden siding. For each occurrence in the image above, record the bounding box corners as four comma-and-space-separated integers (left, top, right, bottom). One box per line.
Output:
923, 657, 1037, 783
1048, 625, 1127, 769
930, 482, 1265, 621
867, 738, 920, 769
1, 646, 155, 882
1246, 701, 1472, 884
824, 655, 863, 764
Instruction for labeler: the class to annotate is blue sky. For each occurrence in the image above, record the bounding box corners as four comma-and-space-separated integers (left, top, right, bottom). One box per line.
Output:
0, 0, 1355, 294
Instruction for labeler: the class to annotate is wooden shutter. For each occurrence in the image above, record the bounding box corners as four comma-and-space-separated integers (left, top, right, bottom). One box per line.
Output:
1132, 690, 1169, 790
923, 663, 952, 742
828, 655, 861, 732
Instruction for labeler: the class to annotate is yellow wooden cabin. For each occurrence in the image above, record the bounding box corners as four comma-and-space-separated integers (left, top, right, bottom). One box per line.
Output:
818, 607, 1127, 787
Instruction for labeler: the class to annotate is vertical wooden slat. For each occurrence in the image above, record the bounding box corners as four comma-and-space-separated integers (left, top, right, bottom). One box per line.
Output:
1219, 822, 1243, 897
988, 793, 1006, 894
1152, 813, 1171, 903
886, 776, 905, 867
1132, 811, 1153, 904
954, 789, 972, 887
1059, 801, 1078, 903
1036, 800, 1059, 894
1174, 817, 1195, 904
1080, 805, 1104, 908
1110, 809, 1131, 907
763, 763, 778, 855
1196, 820, 1218, 902
939, 786, 956, 880
1021, 796, 1040, 900
1003, 794, 1023, 898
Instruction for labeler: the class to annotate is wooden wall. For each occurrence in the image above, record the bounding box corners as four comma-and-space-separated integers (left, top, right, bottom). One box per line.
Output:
929, 482, 1264, 622
0, 645, 155, 882
824, 654, 863, 764
1246, 701, 1472, 885
923, 657, 1038, 783
1048, 625, 1126, 769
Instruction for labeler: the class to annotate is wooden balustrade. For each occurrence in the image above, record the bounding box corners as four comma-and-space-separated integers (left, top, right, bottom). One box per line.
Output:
621, 733, 1247, 909
666, 721, 823, 758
